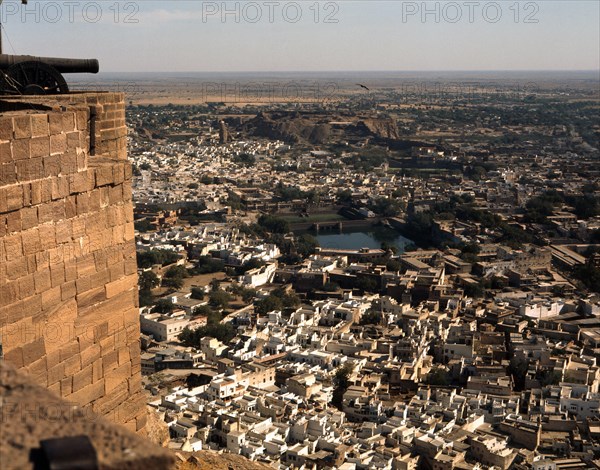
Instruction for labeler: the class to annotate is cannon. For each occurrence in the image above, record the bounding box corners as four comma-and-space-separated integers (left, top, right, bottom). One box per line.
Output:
0, 54, 100, 95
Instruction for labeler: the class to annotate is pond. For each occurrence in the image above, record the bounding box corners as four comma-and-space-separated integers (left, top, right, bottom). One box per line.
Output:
315, 227, 414, 252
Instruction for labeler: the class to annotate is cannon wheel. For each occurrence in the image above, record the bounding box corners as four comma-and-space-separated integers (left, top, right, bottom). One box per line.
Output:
6, 61, 69, 95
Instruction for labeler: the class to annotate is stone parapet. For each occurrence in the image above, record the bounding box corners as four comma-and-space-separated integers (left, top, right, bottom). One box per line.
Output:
0, 93, 143, 431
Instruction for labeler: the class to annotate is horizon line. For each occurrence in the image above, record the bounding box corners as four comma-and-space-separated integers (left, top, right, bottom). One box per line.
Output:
98, 69, 600, 75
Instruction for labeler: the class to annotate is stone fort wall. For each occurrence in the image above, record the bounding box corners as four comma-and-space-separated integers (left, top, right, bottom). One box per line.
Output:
0, 92, 145, 432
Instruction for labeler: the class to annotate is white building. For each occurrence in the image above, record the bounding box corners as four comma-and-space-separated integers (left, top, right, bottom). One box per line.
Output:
140, 312, 189, 342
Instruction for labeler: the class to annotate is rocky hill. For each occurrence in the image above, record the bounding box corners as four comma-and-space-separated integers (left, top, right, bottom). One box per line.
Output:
239, 111, 405, 146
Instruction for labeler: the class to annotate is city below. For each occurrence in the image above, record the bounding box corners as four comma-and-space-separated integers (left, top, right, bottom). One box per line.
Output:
115, 71, 599, 469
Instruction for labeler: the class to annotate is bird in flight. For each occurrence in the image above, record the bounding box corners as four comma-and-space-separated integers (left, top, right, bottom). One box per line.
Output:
356, 83, 370, 91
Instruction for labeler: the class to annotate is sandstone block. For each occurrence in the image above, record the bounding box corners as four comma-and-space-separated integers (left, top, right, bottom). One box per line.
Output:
18, 274, 35, 299
102, 350, 118, 374
22, 337, 46, 365
76, 286, 106, 310
0, 161, 16, 184
30, 136, 50, 158
47, 362, 66, 386
59, 341, 80, 364
73, 364, 93, 392
49, 133, 67, 155
21, 227, 40, 255
80, 344, 101, 369
13, 115, 32, 139
49, 113, 63, 134
1, 185, 21, 211
6, 257, 28, 281
26, 356, 48, 385
105, 273, 136, 299
61, 280, 76, 301
30, 114, 49, 137
33, 269, 51, 294
4, 346, 24, 368
61, 376, 72, 395
105, 362, 131, 393
20, 206, 38, 230
49, 263, 65, 287
0, 116, 14, 140
16, 157, 44, 181
63, 353, 82, 377
37, 224, 56, 250
11, 138, 29, 160
6, 209, 21, 233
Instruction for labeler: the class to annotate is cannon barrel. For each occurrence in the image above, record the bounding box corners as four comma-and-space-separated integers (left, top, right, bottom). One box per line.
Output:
0, 54, 99, 74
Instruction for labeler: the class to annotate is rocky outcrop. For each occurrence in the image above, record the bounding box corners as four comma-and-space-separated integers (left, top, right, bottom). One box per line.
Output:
145, 406, 171, 448
241, 111, 403, 146
359, 118, 400, 140
175, 452, 273, 470
243, 111, 314, 143
0, 361, 175, 470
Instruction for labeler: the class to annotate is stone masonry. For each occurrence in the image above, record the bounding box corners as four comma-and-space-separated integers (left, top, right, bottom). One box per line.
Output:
0, 92, 146, 432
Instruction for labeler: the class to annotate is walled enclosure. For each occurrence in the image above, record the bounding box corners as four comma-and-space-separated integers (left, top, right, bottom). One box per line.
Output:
0, 92, 146, 431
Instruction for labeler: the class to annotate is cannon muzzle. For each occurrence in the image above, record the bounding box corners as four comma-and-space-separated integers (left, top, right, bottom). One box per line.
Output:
0, 54, 99, 74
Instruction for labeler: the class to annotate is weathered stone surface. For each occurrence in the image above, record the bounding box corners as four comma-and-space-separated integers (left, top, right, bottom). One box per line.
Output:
0, 361, 175, 470
0, 94, 143, 432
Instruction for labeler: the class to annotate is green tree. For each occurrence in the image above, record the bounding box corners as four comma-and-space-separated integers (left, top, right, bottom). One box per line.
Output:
257, 215, 290, 234
162, 277, 183, 289
360, 309, 382, 325
210, 278, 221, 292
134, 219, 154, 233
296, 234, 319, 257
254, 295, 283, 315
139, 271, 159, 291
139, 289, 154, 307
332, 363, 354, 408
386, 259, 401, 272
337, 189, 353, 204
539, 369, 562, 386
574, 263, 600, 293
179, 323, 236, 346
189, 257, 224, 275
240, 288, 257, 303
465, 165, 487, 182
153, 298, 174, 314
236, 258, 265, 275
165, 265, 187, 279
427, 367, 450, 386
272, 287, 300, 309
405, 212, 434, 242
209, 290, 232, 310
463, 282, 484, 298
137, 249, 181, 268
162, 265, 187, 289
192, 305, 213, 318
356, 277, 378, 293
370, 197, 403, 217
191, 287, 205, 300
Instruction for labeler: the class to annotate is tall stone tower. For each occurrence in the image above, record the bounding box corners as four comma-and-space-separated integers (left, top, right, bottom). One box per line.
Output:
0, 92, 146, 432
218, 119, 229, 144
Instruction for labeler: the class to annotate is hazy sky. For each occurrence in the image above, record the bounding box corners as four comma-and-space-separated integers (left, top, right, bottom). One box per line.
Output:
1, 1, 598, 72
